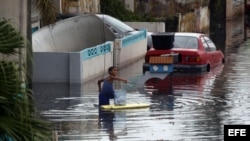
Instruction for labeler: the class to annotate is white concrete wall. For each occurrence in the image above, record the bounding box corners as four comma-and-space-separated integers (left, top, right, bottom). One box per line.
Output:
114, 30, 147, 68
32, 14, 115, 52
125, 22, 165, 32
32, 13, 147, 83
80, 42, 114, 83
32, 42, 114, 83
179, 6, 210, 33
200, 6, 210, 32
33, 30, 146, 83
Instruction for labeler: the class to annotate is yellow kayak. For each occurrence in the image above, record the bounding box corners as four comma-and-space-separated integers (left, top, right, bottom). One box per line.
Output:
101, 103, 150, 110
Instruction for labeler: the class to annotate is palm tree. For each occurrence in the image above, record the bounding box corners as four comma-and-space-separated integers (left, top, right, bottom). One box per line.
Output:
33, 0, 57, 26
0, 0, 60, 140
0, 18, 52, 141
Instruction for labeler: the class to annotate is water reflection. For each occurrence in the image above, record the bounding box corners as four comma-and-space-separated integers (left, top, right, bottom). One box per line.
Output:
33, 83, 83, 111
98, 109, 127, 140
98, 110, 116, 140
150, 94, 175, 110
143, 65, 224, 95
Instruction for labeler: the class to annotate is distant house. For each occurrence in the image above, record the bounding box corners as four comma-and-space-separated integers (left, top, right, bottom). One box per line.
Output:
31, 0, 100, 31
121, 0, 207, 18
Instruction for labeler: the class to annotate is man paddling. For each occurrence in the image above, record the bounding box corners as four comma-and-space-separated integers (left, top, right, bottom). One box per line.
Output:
98, 66, 127, 106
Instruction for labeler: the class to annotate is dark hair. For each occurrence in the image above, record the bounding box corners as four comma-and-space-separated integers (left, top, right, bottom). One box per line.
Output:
108, 66, 116, 74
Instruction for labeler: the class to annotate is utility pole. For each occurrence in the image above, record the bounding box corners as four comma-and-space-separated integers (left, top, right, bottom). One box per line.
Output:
244, 0, 247, 40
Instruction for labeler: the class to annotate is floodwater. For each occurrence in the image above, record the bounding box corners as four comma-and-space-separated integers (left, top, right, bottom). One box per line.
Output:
33, 28, 250, 140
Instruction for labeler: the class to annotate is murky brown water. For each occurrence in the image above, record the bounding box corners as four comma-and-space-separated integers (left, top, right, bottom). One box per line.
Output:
33, 31, 250, 140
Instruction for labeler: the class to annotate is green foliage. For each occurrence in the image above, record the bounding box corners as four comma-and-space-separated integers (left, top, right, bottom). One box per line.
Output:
100, 0, 155, 22
0, 19, 52, 141
0, 19, 24, 55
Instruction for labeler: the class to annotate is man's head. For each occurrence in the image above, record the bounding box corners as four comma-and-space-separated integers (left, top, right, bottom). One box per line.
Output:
108, 66, 117, 76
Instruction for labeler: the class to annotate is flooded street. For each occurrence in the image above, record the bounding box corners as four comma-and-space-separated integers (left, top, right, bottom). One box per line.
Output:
33, 36, 250, 140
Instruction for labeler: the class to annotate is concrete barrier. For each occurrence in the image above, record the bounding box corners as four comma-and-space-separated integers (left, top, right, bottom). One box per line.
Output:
125, 22, 165, 32
33, 42, 114, 83
32, 13, 147, 83
33, 52, 69, 82
33, 30, 146, 83
79, 42, 114, 83
114, 29, 147, 68
32, 14, 115, 52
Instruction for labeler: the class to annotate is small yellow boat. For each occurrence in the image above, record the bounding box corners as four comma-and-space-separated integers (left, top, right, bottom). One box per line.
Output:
101, 103, 150, 110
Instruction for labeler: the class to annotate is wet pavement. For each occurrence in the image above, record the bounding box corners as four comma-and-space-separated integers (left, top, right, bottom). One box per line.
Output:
33, 38, 250, 140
